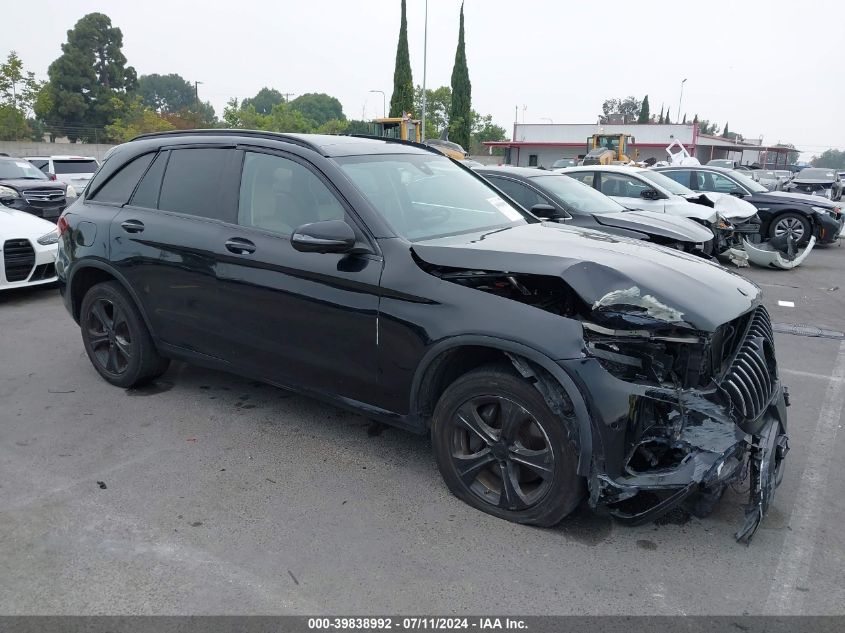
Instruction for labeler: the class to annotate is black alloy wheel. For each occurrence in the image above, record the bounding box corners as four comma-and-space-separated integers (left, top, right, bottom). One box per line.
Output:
432, 366, 584, 526
80, 281, 170, 388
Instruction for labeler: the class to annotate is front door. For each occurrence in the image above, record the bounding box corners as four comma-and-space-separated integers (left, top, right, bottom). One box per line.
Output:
597, 171, 666, 212
214, 149, 382, 402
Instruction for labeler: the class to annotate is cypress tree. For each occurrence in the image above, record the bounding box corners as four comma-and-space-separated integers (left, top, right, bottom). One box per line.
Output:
723, 122, 730, 137
389, 0, 414, 118
637, 95, 650, 123
665, 107, 671, 124
448, 2, 472, 151
658, 106, 664, 124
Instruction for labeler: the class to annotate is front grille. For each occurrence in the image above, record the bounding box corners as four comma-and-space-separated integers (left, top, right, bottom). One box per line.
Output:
721, 306, 778, 423
3, 239, 35, 282
30, 262, 56, 281
22, 188, 65, 204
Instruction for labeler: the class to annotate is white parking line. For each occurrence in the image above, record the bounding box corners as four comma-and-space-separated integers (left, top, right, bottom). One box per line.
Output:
765, 340, 845, 614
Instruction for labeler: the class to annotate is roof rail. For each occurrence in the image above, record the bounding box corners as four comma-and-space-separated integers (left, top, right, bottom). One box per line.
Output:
128, 129, 324, 154
344, 134, 445, 157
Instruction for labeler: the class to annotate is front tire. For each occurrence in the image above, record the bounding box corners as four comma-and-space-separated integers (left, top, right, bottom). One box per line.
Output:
769, 212, 811, 245
432, 366, 584, 527
79, 281, 169, 388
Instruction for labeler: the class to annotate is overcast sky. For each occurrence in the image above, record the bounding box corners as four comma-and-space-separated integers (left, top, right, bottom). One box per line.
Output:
3, 0, 842, 159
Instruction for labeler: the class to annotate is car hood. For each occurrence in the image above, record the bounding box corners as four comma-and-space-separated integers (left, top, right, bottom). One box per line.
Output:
752, 190, 838, 208
0, 203, 58, 236
684, 191, 758, 220
0, 178, 66, 192
791, 179, 834, 185
413, 222, 759, 332
593, 210, 713, 243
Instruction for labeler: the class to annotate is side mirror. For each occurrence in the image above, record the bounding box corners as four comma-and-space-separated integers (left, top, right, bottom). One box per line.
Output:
291, 220, 357, 254
730, 189, 746, 197
530, 203, 560, 219
640, 189, 660, 200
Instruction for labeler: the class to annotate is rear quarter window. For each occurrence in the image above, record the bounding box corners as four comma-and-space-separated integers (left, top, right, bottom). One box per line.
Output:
88, 153, 155, 205
54, 159, 99, 174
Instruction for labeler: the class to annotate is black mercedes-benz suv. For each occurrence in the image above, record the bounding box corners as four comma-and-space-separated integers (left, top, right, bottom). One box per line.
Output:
56, 131, 789, 541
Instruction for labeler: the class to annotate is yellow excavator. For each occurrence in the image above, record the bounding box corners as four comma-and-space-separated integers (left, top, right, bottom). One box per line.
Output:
582, 134, 638, 165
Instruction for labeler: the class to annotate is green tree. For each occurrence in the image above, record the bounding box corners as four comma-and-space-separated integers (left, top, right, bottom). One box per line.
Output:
414, 85, 451, 138
600, 96, 641, 123
696, 117, 719, 135
0, 106, 28, 140
722, 122, 729, 137
471, 112, 507, 155
38, 13, 137, 141
344, 119, 371, 135
658, 106, 664, 124
774, 143, 801, 165
241, 87, 285, 115
811, 149, 845, 169
0, 51, 45, 140
105, 96, 175, 142
289, 93, 345, 126
222, 98, 313, 133
449, 2, 472, 151
665, 107, 671, 124
137, 73, 196, 112
637, 95, 650, 123
389, 0, 414, 117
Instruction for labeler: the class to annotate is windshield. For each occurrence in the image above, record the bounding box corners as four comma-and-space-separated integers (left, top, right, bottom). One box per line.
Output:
531, 174, 625, 214
796, 168, 836, 180
729, 170, 768, 192
0, 159, 49, 181
637, 169, 694, 195
336, 154, 527, 241
54, 159, 98, 174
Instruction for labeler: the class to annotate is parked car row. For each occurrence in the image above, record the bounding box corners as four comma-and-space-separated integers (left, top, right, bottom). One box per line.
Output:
48, 130, 790, 542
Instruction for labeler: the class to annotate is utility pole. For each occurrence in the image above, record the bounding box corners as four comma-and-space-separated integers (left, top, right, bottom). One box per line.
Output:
369, 90, 386, 117
194, 80, 203, 110
421, 0, 428, 140
677, 78, 687, 126
281, 93, 294, 103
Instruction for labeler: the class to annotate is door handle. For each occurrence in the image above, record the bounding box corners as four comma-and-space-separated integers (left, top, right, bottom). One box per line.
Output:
225, 238, 256, 255
120, 219, 145, 233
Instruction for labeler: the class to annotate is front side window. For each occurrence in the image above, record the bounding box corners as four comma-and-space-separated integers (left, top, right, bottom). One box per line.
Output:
696, 171, 746, 194
237, 151, 345, 235
158, 148, 230, 221
337, 153, 527, 242
567, 171, 596, 187
637, 169, 693, 195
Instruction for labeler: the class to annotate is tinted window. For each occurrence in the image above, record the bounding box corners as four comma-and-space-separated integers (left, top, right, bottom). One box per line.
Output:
528, 155, 538, 167
54, 159, 99, 174
238, 151, 345, 235
89, 153, 154, 205
130, 152, 168, 209
568, 171, 595, 187
599, 172, 650, 198
696, 171, 744, 194
158, 148, 230, 220
488, 177, 546, 210
28, 159, 49, 171
661, 170, 692, 188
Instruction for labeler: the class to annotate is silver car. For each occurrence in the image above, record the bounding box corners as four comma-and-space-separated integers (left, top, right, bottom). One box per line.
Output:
752, 170, 780, 191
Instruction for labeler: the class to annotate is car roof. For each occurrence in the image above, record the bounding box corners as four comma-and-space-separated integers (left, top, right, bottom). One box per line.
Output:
475, 166, 556, 178
22, 155, 97, 160
560, 165, 645, 173
128, 130, 436, 158
655, 165, 735, 174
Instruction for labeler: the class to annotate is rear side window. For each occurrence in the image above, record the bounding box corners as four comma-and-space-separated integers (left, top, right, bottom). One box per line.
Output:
158, 148, 230, 221
29, 159, 48, 171
130, 152, 168, 209
89, 153, 155, 205
487, 177, 546, 210
54, 159, 99, 174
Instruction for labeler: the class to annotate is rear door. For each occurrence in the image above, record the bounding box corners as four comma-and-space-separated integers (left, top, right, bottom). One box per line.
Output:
212, 148, 382, 401
111, 146, 239, 360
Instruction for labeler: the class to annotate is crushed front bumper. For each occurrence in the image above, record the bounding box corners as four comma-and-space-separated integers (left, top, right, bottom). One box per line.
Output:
559, 355, 789, 543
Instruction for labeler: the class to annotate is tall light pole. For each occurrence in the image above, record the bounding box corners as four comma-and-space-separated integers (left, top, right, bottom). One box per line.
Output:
677, 78, 687, 125
420, 0, 428, 140
194, 80, 203, 110
369, 90, 386, 118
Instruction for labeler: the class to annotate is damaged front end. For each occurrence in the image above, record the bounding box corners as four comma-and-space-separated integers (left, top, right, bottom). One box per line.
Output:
572, 301, 789, 543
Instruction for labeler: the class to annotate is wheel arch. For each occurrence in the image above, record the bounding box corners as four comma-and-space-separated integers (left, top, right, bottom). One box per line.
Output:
411, 336, 593, 476
68, 261, 154, 334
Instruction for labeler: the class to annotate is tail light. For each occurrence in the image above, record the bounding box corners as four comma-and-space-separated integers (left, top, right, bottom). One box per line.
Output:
57, 215, 70, 236
47, 172, 57, 181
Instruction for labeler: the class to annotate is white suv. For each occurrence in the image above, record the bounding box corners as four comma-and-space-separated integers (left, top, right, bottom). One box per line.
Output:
25, 155, 100, 192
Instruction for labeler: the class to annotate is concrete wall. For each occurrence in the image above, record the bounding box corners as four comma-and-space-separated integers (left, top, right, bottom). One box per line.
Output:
0, 141, 116, 161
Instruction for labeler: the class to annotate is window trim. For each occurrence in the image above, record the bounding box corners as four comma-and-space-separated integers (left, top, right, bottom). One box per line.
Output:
85, 151, 158, 208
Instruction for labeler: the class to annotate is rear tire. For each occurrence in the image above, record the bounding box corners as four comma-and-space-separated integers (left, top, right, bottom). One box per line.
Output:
79, 281, 169, 388
432, 366, 584, 527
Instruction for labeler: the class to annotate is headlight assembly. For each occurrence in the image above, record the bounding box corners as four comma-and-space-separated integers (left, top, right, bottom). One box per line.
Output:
0, 185, 21, 199
37, 229, 60, 245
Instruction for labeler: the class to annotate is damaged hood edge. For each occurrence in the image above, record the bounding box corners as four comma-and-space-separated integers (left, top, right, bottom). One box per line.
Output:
413, 223, 760, 332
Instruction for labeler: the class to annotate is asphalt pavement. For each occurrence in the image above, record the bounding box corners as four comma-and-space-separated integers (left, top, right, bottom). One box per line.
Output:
1, 243, 844, 615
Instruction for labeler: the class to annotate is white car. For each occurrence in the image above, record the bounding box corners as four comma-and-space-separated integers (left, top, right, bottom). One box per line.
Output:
24, 155, 100, 193
557, 165, 758, 224
0, 203, 59, 291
